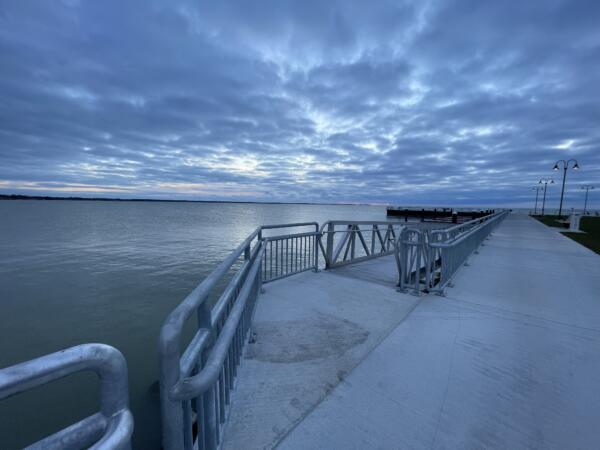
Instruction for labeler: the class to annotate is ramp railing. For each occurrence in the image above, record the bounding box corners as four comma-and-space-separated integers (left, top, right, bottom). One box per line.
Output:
159, 221, 322, 450
396, 228, 429, 295
0, 344, 133, 450
159, 226, 264, 450
429, 210, 508, 293
396, 211, 509, 294
319, 221, 405, 269
260, 222, 319, 282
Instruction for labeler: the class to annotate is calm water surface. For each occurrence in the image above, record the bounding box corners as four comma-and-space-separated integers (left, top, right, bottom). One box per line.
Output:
0, 200, 391, 449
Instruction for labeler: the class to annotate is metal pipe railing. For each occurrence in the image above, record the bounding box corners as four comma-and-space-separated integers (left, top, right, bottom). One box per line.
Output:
159, 228, 263, 450
263, 231, 319, 282
395, 211, 508, 294
260, 222, 319, 283
0, 344, 133, 450
159, 222, 321, 450
158, 213, 507, 449
429, 211, 508, 292
319, 221, 405, 269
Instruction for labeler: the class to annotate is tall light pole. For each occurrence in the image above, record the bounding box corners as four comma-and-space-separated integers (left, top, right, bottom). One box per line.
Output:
539, 178, 554, 215
532, 186, 543, 215
581, 185, 594, 215
553, 159, 580, 218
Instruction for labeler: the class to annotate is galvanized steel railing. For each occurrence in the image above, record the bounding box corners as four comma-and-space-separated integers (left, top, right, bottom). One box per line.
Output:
320, 221, 404, 269
396, 228, 429, 295
0, 344, 133, 450
159, 226, 263, 450
159, 221, 323, 450
261, 222, 319, 282
396, 211, 509, 294
429, 210, 508, 293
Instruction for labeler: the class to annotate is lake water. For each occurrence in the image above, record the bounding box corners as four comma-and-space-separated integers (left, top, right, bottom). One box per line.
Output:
0, 200, 394, 449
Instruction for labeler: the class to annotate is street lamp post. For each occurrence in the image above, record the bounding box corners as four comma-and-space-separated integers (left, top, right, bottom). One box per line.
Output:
532, 186, 543, 215
539, 178, 554, 215
553, 159, 580, 218
581, 185, 595, 215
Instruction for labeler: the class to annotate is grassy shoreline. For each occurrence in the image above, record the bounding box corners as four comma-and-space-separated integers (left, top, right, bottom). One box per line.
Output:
532, 215, 600, 255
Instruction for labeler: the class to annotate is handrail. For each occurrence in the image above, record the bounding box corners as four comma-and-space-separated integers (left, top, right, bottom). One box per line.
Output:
159, 227, 263, 450
396, 211, 508, 294
0, 344, 133, 450
159, 215, 507, 450
319, 220, 405, 269
429, 211, 508, 292
159, 221, 321, 450
170, 246, 264, 400
263, 231, 320, 282
260, 222, 318, 233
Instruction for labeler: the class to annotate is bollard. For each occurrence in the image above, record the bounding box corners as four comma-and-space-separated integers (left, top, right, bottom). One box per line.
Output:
569, 213, 582, 231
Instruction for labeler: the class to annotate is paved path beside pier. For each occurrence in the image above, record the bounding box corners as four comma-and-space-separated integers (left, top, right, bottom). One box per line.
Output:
225, 214, 600, 449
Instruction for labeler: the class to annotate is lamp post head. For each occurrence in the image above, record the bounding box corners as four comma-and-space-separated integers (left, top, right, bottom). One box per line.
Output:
573, 162, 580, 170
553, 163, 559, 171
550, 179, 554, 184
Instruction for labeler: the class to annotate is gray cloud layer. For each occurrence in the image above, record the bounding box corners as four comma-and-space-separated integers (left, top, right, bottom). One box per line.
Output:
1, 0, 599, 207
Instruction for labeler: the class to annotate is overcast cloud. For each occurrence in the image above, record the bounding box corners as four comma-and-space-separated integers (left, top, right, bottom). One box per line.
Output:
1, 0, 599, 207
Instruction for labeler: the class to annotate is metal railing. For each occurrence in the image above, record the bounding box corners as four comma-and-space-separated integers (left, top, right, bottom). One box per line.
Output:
159, 225, 264, 450
0, 344, 133, 450
429, 211, 508, 293
396, 228, 429, 295
396, 211, 509, 294
160, 218, 412, 449
260, 222, 319, 282
320, 221, 405, 269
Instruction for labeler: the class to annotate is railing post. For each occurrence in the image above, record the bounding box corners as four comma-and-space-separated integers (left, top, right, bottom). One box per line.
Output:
424, 231, 431, 289
397, 228, 408, 291
159, 335, 185, 450
313, 234, 319, 272
371, 225, 377, 254
325, 222, 334, 269
258, 244, 265, 293
197, 302, 215, 449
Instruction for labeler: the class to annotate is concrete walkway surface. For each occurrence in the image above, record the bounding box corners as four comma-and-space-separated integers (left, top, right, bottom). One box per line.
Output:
225, 214, 600, 449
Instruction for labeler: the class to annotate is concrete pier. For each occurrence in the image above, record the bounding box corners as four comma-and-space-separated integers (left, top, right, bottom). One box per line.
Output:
223, 214, 600, 449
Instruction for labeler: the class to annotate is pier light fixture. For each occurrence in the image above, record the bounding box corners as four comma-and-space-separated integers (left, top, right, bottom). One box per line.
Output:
553, 159, 580, 218
531, 186, 544, 215
538, 178, 554, 215
581, 185, 595, 215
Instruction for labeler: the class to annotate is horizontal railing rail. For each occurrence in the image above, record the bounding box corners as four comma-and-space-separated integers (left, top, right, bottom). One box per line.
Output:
0, 344, 133, 450
258, 222, 319, 236
320, 221, 405, 269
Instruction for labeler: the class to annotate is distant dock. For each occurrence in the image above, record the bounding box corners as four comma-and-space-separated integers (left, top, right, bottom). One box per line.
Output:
387, 206, 495, 223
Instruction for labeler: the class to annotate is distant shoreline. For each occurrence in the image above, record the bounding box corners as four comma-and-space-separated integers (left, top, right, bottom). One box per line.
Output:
0, 193, 378, 207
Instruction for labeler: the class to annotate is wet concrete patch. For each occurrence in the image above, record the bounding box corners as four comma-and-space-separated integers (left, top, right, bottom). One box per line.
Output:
246, 313, 370, 363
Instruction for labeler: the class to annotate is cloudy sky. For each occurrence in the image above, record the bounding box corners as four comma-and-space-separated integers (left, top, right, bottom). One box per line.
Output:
0, 0, 599, 207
